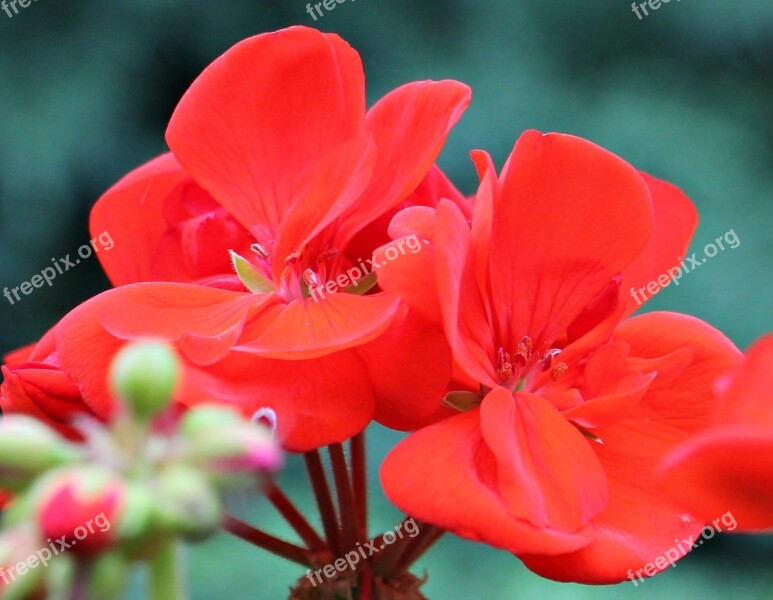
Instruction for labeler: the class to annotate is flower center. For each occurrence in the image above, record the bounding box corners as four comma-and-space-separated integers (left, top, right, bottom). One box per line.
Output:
496, 336, 568, 392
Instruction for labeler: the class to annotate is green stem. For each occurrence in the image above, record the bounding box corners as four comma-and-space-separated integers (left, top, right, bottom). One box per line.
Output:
149, 541, 187, 600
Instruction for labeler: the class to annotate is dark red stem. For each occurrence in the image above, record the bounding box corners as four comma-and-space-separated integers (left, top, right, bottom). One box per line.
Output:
393, 524, 444, 574
304, 449, 342, 555
328, 443, 358, 551
222, 513, 312, 567
351, 431, 368, 543
264, 480, 327, 552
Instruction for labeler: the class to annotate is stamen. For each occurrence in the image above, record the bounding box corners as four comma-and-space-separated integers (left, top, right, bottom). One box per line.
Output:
497, 347, 513, 384
316, 248, 339, 264
551, 362, 568, 381
252, 407, 278, 434
251, 243, 269, 260
302, 268, 321, 289
539, 349, 562, 371
514, 336, 533, 367
285, 252, 300, 266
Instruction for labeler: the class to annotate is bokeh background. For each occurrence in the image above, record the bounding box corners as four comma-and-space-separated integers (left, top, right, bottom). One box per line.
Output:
1, 0, 771, 598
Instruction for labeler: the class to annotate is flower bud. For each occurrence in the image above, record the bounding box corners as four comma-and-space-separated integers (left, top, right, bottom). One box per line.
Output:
0, 525, 46, 600
36, 467, 124, 557
180, 405, 283, 474
152, 465, 221, 540
109, 341, 180, 420
0, 416, 81, 491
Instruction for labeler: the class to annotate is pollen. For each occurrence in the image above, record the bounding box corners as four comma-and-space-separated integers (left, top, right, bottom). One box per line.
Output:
551, 362, 568, 381
497, 347, 514, 384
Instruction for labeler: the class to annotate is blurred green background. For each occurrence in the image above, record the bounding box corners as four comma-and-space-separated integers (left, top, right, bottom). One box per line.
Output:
1, 0, 771, 598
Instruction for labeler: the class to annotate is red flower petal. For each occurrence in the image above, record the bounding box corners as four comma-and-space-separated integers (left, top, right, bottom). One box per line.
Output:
381, 397, 598, 556
658, 333, 773, 530
480, 388, 608, 533
621, 173, 698, 315
658, 427, 773, 531
335, 80, 471, 248
235, 292, 401, 360
89, 153, 188, 286
521, 312, 741, 583
490, 131, 653, 352
358, 308, 452, 430
166, 27, 365, 241
180, 349, 376, 452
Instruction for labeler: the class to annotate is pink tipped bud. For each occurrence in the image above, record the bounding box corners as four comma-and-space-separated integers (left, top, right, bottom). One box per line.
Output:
36, 467, 124, 556
180, 405, 283, 475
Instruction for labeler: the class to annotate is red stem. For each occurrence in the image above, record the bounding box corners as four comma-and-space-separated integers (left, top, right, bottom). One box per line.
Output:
359, 561, 374, 600
328, 443, 358, 551
264, 480, 327, 552
304, 450, 342, 555
222, 514, 312, 567
351, 432, 368, 543
393, 525, 444, 574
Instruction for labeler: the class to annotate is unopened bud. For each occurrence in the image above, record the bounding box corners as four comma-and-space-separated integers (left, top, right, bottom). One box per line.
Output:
180, 405, 283, 474
110, 341, 180, 420
152, 465, 222, 540
0, 525, 46, 599
37, 467, 124, 556
0, 416, 81, 490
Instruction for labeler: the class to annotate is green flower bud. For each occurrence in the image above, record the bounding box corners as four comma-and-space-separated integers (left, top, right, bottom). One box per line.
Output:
0, 416, 81, 491
110, 341, 181, 420
179, 405, 283, 475
0, 525, 47, 600
152, 465, 222, 541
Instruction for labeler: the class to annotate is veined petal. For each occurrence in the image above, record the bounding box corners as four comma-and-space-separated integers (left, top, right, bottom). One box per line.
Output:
381, 404, 597, 556
335, 80, 471, 247
166, 26, 365, 240
234, 293, 402, 359
435, 200, 497, 387
491, 131, 653, 352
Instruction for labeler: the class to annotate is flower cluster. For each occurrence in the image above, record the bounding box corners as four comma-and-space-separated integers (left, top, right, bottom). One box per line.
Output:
1, 24, 769, 599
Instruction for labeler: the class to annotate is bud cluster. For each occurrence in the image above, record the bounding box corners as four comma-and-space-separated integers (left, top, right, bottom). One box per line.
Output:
0, 341, 283, 599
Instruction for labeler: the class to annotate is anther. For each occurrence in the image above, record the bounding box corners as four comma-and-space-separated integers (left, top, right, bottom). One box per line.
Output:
251, 243, 269, 260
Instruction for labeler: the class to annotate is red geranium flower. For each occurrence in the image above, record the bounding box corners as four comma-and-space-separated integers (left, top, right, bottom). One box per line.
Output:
658, 333, 773, 531
6, 26, 469, 451
379, 131, 742, 583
